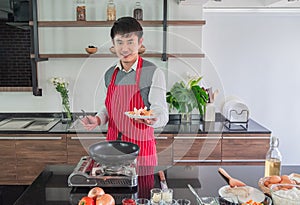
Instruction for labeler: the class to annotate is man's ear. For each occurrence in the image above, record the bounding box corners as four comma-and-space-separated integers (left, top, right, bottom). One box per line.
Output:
138, 37, 143, 46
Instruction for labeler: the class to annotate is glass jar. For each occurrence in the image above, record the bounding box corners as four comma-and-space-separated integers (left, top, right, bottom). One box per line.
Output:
133, 1, 143, 20
107, 0, 116, 21
264, 136, 282, 177
76, 0, 86, 21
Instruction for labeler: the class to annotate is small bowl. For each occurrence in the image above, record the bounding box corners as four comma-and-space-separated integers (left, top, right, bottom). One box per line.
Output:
270, 184, 300, 205
85, 47, 98, 54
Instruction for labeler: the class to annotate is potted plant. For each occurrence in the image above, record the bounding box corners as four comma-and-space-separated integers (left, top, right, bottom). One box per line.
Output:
166, 76, 209, 121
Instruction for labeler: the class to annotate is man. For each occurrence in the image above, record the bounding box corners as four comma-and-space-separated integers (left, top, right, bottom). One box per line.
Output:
82, 16, 169, 167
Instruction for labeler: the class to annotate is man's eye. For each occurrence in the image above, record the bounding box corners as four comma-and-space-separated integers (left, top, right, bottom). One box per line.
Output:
117, 42, 123, 45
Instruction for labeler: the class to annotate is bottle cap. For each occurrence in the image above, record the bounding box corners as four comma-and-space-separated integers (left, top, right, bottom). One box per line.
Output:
271, 136, 279, 147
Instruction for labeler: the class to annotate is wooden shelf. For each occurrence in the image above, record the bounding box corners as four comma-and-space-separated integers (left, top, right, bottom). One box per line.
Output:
0, 87, 32, 92
35, 20, 206, 27
37, 53, 205, 58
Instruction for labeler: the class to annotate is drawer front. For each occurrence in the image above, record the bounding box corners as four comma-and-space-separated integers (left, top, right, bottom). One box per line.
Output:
173, 137, 221, 162
156, 135, 173, 165
0, 158, 16, 182
67, 134, 106, 157
16, 139, 67, 159
0, 139, 15, 157
222, 138, 269, 161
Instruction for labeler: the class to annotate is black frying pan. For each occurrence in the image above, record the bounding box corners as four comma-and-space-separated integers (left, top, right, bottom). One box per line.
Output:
88, 141, 140, 166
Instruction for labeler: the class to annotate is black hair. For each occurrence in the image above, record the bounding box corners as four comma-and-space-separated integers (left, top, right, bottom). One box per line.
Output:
110, 16, 143, 40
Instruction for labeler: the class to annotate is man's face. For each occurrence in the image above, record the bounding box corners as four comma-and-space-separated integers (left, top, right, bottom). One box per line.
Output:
113, 33, 143, 64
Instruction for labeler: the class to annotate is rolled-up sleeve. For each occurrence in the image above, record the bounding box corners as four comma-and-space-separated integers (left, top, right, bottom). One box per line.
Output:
148, 69, 169, 128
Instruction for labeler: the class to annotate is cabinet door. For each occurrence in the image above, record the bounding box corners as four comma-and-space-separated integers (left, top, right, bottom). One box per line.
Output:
222, 134, 270, 165
15, 134, 67, 184
155, 134, 173, 166
67, 134, 106, 164
173, 134, 222, 165
0, 137, 16, 184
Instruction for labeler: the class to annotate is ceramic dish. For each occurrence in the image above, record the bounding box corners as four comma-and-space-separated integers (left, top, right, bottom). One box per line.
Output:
218, 185, 265, 204
124, 111, 156, 119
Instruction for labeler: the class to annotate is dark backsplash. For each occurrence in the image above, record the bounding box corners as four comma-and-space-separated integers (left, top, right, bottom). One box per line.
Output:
0, 20, 32, 87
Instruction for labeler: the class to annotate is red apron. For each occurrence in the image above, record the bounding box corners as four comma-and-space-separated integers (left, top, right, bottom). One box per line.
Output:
105, 56, 157, 167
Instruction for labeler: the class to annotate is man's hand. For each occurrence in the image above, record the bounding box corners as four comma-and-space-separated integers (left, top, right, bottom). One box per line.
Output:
134, 117, 157, 126
80, 115, 100, 131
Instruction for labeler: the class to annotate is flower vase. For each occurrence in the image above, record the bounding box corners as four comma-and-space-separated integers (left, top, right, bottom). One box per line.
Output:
61, 103, 72, 124
181, 113, 191, 123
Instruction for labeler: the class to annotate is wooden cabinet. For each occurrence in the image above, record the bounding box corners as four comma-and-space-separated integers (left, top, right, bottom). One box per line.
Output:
155, 134, 173, 166
15, 134, 67, 184
0, 136, 16, 184
66, 133, 106, 164
222, 134, 270, 165
173, 134, 222, 165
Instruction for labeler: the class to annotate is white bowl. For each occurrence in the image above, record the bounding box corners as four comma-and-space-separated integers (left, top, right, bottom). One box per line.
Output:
271, 184, 300, 205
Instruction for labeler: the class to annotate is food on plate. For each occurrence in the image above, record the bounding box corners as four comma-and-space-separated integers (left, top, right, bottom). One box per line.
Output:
88, 187, 105, 200
128, 106, 153, 116
96, 194, 115, 205
241, 199, 264, 205
224, 186, 250, 198
78, 196, 95, 205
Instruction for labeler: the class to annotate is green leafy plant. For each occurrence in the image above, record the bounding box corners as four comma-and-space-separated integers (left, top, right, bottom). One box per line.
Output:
166, 76, 209, 116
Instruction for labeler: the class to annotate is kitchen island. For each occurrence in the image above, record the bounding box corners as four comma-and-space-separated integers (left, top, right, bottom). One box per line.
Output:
14, 164, 300, 205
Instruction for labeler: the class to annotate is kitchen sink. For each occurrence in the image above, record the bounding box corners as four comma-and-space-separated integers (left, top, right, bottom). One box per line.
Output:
0, 118, 60, 131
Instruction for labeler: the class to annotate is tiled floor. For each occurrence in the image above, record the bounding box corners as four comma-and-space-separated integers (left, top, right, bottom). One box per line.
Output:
0, 186, 28, 205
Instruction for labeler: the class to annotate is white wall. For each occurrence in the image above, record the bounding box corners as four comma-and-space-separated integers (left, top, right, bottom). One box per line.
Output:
203, 11, 300, 165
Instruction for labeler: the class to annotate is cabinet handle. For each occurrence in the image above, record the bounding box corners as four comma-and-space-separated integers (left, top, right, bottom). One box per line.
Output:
223, 137, 270, 139
15, 137, 62, 140
174, 136, 221, 139
222, 159, 265, 162
0, 136, 16, 140
173, 159, 221, 163
71, 136, 106, 140
155, 137, 168, 140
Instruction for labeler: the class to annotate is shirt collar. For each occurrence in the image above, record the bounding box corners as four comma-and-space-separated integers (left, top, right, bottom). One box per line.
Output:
115, 58, 138, 73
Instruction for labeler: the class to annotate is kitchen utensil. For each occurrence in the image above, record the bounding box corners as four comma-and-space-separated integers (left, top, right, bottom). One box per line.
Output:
218, 168, 246, 187
158, 170, 168, 190
88, 141, 140, 167
187, 184, 203, 205
81, 109, 92, 124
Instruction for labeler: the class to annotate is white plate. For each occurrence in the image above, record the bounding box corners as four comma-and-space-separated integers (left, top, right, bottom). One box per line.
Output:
218, 185, 265, 203
124, 112, 156, 119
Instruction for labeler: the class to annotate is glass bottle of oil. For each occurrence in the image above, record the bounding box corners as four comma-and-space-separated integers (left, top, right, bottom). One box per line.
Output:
107, 0, 116, 21
264, 136, 282, 177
